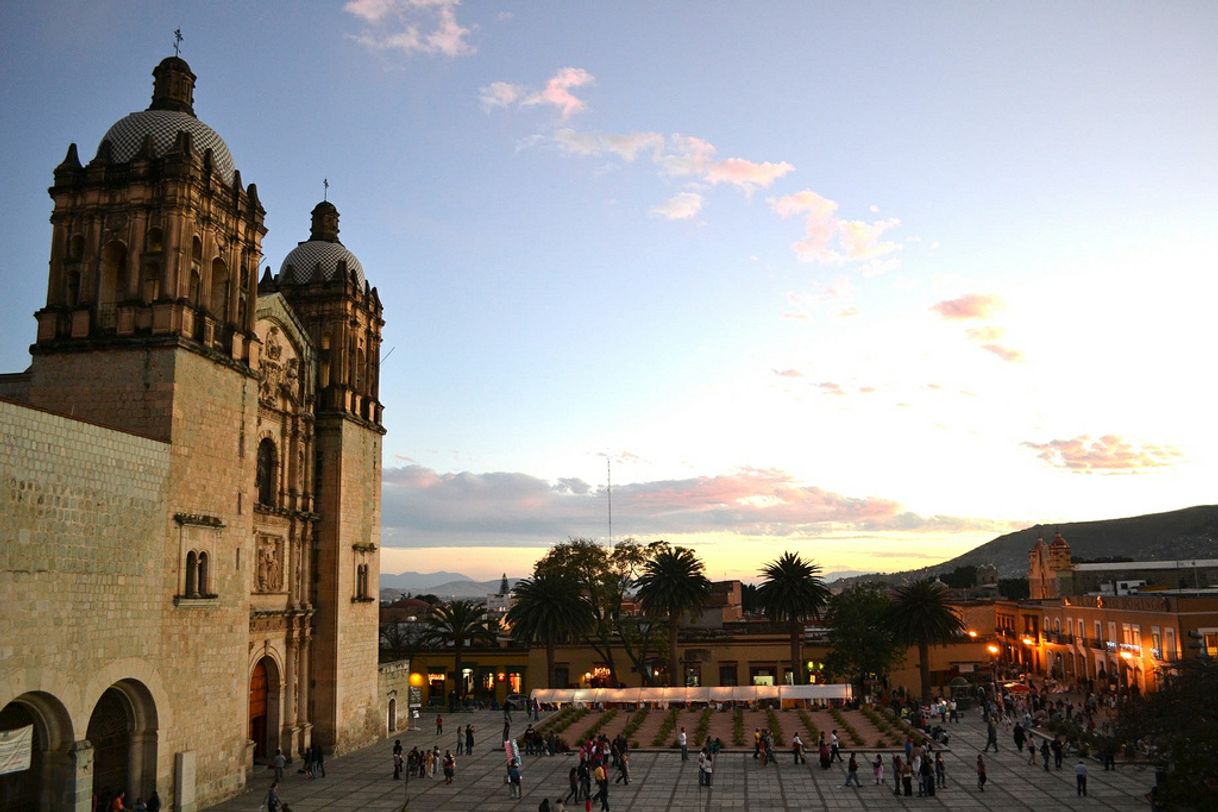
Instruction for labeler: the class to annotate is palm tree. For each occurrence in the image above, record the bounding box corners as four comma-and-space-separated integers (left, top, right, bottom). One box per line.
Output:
635, 546, 711, 687
885, 579, 967, 702
421, 599, 496, 705
756, 552, 830, 685
507, 572, 593, 688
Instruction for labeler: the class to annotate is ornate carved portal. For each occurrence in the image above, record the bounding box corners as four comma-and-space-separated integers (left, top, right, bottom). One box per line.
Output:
259, 326, 302, 408
256, 535, 284, 593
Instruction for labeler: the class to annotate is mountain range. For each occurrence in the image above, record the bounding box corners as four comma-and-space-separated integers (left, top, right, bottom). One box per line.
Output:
378, 505, 1218, 594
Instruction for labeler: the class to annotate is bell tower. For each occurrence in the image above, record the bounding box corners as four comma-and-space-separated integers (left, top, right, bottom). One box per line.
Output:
271, 201, 385, 751
30, 56, 265, 439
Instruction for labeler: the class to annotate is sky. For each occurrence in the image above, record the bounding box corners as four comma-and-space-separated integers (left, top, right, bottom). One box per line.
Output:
2, 2, 1216, 582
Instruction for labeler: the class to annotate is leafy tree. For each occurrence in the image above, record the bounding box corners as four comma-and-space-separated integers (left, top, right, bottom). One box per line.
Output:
1116, 659, 1217, 809
379, 617, 424, 662
507, 572, 593, 688
823, 584, 903, 694
534, 538, 663, 685
420, 599, 497, 702
997, 578, 1029, 600
938, 565, 978, 589
885, 579, 967, 702
636, 546, 711, 687
756, 552, 830, 685
740, 582, 760, 614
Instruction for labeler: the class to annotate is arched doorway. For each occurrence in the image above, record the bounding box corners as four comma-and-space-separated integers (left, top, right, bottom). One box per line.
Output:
387, 698, 397, 735
249, 656, 281, 762
0, 692, 75, 812
87, 681, 158, 801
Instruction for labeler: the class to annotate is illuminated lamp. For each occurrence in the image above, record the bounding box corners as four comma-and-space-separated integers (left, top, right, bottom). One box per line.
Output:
1022, 636, 1036, 647
967, 630, 978, 639
1119, 650, 1133, 660
986, 644, 1000, 655
497, 672, 506, 682
408, 673, 424, 687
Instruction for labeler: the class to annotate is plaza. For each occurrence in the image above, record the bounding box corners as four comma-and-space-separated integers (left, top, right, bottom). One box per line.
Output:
206, 707, 1157, 811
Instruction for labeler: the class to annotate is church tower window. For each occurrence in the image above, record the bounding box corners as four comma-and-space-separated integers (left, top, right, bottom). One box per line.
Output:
210, 259, 229, 323
256, 438, 277, 507
97, 241, 126, 329
185, 551, 199, 598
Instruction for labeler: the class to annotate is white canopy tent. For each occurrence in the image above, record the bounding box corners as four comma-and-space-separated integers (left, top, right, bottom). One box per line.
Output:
529, 683, 852, 707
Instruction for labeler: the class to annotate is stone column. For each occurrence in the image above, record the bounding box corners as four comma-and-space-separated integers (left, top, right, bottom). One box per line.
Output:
283, 630, 298, 736
298, 632, 312, 731
67, 739, 93, 812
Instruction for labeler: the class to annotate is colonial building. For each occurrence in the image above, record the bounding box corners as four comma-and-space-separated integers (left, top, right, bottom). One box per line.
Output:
0, 56, 386, 810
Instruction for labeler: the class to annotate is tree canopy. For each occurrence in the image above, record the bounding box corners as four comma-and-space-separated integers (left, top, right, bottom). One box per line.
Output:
885, 579, 967, 702
823, 583, 903, 692
636, 545, 710, 686
757, 552, 830, 685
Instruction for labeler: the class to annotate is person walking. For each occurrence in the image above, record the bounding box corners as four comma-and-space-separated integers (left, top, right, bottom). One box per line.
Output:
984, 719, 999, 752
791, 732, 805, 764
698, 747, 714, 787
466, 724, 475, 755
436, 713, 443, 736
271, 748, 286, 783
901, 758, 913, 796
456, 724, 465, 755
1013, 721, 1026, 752
443, 749, 455, 784
679, 726, 688, 760
935, 751, 946, 788
565, 766, 580, 803
844, 753, 862, 787
1075, 759, 1088, 797
1052, 736, 1063, 769
976, 754, 987, 792
830, 729, 843, 762
508, 759, 522, 799
312, 743, 325, 778
594, 762, 609, 811
265, 782, 282, 812
873, 753, 884, 785
1040, 738, 1051, 771
891, 755, 903, 796
614, 751, 630, 785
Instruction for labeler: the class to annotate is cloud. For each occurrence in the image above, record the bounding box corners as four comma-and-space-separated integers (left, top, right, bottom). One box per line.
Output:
769, 189, 901, 265
553, 129, 665, 162
650, 191, 704, 220
480, 81, 523, 109
1022, 435, 1183, 474
704, 157, 796, 193
772, 368, 803, 378
817, 381, 846, 396
965, 325, 1005, 342
931, 294, 1003, 320
380, 464, 1012, 545
521, 67, 595, 118
345, 0, 474, 57
979, 343, 1024, 363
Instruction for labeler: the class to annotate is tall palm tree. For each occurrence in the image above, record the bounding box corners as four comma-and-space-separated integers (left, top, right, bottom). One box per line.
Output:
507, 572, 593, 688
421, 599, 496, 704
885, 579, 967, 702
756, 552, 830, 685
635, 546, 711, 687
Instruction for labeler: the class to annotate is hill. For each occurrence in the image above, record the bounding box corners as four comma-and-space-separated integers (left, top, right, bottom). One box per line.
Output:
380, 570, 472, 591
942, 504, 1218, 577
833, 504, 1218, 585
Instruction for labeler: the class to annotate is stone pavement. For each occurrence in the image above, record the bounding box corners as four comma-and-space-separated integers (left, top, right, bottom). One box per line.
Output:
206, 707, 1156, 811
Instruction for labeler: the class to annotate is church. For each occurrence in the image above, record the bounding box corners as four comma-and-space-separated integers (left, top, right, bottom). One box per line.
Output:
0, 55, 388, 810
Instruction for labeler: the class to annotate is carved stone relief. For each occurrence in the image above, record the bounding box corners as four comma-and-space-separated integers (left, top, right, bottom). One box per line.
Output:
256, 535, 284, 593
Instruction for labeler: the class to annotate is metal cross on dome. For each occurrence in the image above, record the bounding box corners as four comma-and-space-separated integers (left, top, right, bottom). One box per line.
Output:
173, 29, 183, 57
323, 178, 329, 201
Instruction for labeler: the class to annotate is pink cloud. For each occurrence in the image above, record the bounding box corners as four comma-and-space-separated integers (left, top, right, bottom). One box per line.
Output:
524, 67, 595, 118
966, 325, 1005, 342
705, 157, 795, 193
650, 191, 704, 220
1022, 435, 1183, 474
817, 381, 846, 396
769, 189, 901, 265
345, 0, 473, 57
772, 368, 803, 378
380, 464, 1012, 544
931, 294, 1003, 320
979, 343, 1024, 363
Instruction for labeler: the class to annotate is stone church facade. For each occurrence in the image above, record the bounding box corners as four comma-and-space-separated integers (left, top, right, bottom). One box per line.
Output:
0, 56, 385, 810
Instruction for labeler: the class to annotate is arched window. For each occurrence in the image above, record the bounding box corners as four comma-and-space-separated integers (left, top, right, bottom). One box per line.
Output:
185, 551, 198, 598
197, 551, 210, 596
210, 259, 229, 323
142, 262, 160, 303
68, 234, 84, 261
65, 269, 81, 308
356, 564, 369, 599
319, 334, 331, 388
256, 439, 277, 506
146, 228, 163, 252
97, 241, 126, 328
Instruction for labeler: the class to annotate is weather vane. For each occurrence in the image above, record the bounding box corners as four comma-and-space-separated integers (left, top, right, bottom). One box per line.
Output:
323, 178, 329, 201
173, 28, 183, 57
